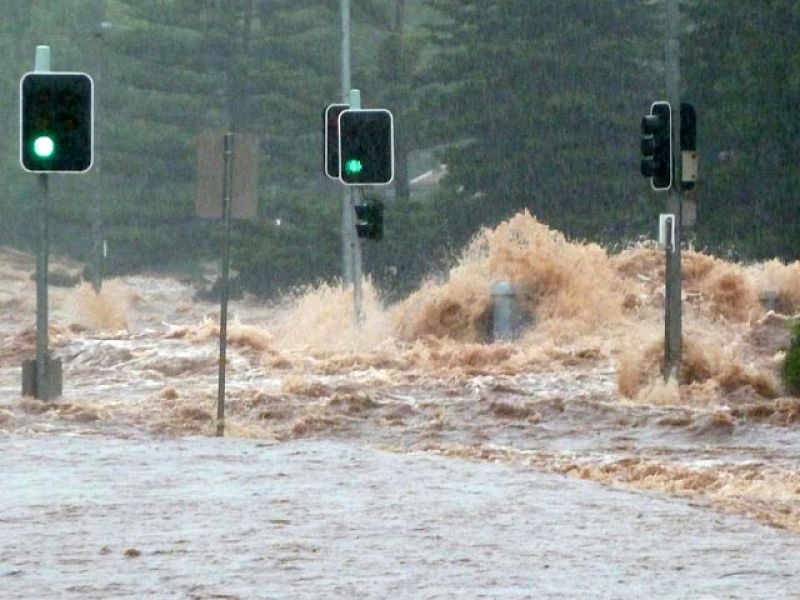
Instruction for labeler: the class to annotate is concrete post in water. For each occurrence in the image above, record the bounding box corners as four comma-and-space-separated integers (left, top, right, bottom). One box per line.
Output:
491, 281, 520, 342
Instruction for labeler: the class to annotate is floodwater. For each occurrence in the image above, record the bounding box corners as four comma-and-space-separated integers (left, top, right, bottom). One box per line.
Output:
2, 435, 799, 599
1, 212, 800, 597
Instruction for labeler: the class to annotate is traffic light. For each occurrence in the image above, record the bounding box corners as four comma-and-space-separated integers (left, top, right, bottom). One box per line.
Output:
338, 109, 394, 185
20, 72, 94, 173
354, 198, 383, 241
324, 103, 348, 179
640, 101, 672, 191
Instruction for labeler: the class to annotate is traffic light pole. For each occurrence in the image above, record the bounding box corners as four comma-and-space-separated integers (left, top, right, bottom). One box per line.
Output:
35, 173, 51, 400
34, 47, 52, 400
664, 0, 682, 380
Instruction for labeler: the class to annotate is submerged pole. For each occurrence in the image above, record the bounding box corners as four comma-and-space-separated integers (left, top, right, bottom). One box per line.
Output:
664, 0, 682, 380
216, 132, 234, 437
35, 173, 50, 399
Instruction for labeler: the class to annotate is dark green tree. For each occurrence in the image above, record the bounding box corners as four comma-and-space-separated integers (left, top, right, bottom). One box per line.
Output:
684, 0, 800, 260
422, 0, 662, 247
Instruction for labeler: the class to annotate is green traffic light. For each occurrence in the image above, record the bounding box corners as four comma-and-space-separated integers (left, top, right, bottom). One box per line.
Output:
33, 135, 55, 158
344, 158, 364, 175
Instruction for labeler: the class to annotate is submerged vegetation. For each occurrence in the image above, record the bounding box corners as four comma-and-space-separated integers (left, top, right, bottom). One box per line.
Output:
784, 320, 800, 396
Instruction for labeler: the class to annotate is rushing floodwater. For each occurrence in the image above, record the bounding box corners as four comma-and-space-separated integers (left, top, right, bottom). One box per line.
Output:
1, 212, 799, 596
2, 435, 799, 599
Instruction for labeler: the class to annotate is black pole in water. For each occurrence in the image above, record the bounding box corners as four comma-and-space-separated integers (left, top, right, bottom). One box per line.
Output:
216, 132, 234, 437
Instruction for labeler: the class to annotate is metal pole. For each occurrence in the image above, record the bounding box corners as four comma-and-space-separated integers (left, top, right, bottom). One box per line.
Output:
664, 0, 682, 379
36, 173, 50, 400
340, 0, 354, 284
90, 0, 108, 293
216, 132, 234, 437
352, 188, 364, 323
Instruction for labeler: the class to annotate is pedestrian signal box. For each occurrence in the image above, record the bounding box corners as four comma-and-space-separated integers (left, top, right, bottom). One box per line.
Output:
354, 198, 384, 241
338, 109, 394, 185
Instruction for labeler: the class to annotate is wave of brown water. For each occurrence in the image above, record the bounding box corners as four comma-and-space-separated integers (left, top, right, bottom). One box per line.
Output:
1, 214, 799, 533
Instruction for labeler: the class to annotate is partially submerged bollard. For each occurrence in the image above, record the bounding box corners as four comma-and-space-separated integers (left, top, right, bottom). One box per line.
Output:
759, 291, 778, 313
491, 281, 523, 342
22, 357, 62, 399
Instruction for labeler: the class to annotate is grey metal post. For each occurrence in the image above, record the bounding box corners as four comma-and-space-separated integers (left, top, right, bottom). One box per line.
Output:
348, 89, 364, 323
351, 189, 365, 323
36, 173, 50, 400
664, 0, 682, 379
340, 0, 354, 284
216, 132, 234, 437
90, 3, 111, 293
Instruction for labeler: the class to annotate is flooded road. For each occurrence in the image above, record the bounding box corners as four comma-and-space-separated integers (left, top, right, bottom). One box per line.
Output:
2, 435, 799, 599
1, 212, 800, 596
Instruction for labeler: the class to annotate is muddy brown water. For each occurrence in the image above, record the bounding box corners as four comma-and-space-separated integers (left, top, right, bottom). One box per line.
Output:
1, 436, 799, 599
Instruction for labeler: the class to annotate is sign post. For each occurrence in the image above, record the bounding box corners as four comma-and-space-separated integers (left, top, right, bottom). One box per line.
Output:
216, 133, 234, 437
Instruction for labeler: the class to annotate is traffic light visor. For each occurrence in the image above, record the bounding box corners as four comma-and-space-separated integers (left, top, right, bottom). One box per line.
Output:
324, 103, 349, 179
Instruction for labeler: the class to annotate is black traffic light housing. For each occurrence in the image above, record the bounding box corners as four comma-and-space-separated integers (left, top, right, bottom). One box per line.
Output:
680, 102, 697, 191
338, 109, 394, 185
324, 103, 349, 179
20, 72, 94, 173
640, 101, 672, 191
354, 197, 384, 241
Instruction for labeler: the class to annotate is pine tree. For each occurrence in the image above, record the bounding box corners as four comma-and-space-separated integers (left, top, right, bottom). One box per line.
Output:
422, 0, 661, 244
684, 0, 800, 259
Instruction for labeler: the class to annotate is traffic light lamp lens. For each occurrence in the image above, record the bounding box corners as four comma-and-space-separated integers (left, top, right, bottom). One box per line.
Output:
33, 135, 55, 158
344, 158, 364, 175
